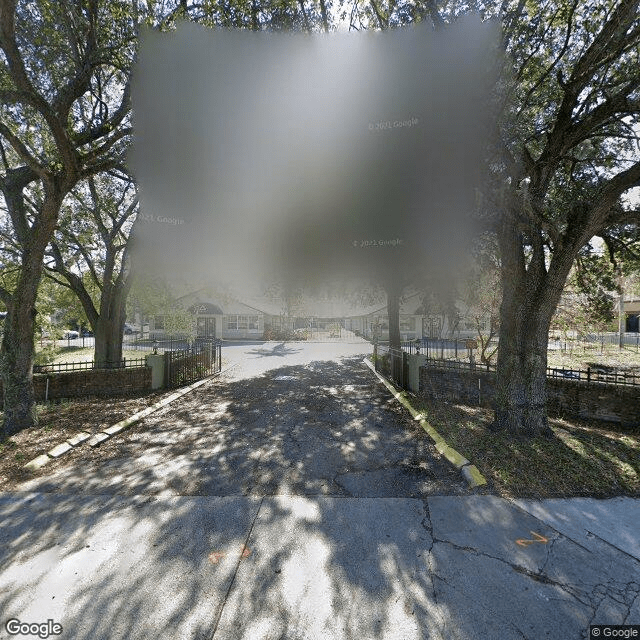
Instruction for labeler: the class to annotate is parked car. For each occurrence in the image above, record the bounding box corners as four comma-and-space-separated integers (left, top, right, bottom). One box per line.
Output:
123, 323, 138, 335
61, 330, 79, 339
81, 328, 94, 337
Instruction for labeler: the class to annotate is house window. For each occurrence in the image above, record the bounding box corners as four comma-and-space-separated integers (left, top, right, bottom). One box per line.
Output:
228, 315, 259, 330
400, 317, 416, 331
154, 315, 165, 330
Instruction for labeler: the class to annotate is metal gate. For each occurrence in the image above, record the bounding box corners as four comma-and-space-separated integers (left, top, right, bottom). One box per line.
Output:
373, 344, 408, 389
164, 339, 222, 388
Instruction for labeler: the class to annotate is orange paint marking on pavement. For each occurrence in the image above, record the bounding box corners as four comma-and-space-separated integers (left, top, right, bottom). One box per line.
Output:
208, 546, 250, 564
515, 531, 549, 547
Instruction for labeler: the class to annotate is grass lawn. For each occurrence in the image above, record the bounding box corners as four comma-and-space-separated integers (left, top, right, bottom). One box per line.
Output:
410, 396, 640, 499
547, 341, 640, 370
35, 345, 148, 364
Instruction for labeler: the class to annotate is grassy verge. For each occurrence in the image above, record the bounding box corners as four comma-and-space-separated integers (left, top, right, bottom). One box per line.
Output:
409, 396, 639, 498
35, 345, 148, 364
547, 342, 640, 370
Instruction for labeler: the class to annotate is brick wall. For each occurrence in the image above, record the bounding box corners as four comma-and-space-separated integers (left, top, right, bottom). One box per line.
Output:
0, 366, 152, 404
419, 364, 640, 427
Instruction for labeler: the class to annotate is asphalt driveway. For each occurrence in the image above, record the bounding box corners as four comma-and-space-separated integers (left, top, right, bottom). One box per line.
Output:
15, 341, 467, 497
3, 341, 639, 640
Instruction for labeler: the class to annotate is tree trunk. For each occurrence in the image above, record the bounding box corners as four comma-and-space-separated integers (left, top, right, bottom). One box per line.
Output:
1, 198, 60, 437
618, 265, 625, 349
94, 286, 128, 368
493, 220, 577, 438
386, 281, 401, 351
0, 269, 39, 436
493, 304, 553, 437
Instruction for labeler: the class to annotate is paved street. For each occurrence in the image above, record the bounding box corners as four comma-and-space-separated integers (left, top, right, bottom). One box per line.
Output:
1, 342, 639, 639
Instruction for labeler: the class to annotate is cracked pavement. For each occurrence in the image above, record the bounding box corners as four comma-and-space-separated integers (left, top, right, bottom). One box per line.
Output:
1, 342, 639, 639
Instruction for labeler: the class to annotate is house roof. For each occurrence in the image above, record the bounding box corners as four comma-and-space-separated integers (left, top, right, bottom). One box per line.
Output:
175, 282, 438, 318
187, 302, 223, 315
352, 291, 425, 317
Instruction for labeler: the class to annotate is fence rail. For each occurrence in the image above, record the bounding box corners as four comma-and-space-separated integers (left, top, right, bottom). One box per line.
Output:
164, 340, 222, 388
373, 344, 408, 388
399, 337, 490, 360
123, 333, 196, 352
416, 356, 640, 387
34, 357, 147, 373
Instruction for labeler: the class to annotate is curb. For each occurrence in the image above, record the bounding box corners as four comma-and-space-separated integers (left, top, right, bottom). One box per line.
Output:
23, 363, 238, 472
363, 358, 487, 489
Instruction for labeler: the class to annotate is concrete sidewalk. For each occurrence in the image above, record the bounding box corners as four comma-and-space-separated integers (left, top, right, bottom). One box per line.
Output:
1, 492, 638, 640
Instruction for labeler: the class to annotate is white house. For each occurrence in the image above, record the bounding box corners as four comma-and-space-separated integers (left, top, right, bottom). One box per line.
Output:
345, 291, 488, 342
149, 287, 271, 340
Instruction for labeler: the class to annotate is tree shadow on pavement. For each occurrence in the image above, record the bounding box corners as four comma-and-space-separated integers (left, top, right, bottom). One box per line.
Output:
245, 342, 303, 358
0, 355, 475, 639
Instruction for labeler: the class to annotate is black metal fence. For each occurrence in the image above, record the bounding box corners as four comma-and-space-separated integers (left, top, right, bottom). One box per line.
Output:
400, 337, 486, 360
164, 339, 222, 388
417, 357, 640, 387
547, 365, 640, 386
34, 357, 147, 373
373, 343, 408, 388
421, 358, 495, 372
123, 332, 196, 352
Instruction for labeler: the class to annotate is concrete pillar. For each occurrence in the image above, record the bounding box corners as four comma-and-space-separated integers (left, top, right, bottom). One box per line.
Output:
407, 353, 429, 393
145, 353, 165, 390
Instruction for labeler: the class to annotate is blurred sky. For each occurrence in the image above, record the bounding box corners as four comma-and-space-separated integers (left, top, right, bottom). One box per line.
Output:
130, 18, 501, 294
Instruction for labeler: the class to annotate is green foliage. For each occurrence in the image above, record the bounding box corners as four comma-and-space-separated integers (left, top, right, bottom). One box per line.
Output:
575, 251, 618, 328
262, 326, 303, 341
553, 245, 618, 338
128, 275, 176, 322
33, 343, 57, 367
164, 305, 196, 342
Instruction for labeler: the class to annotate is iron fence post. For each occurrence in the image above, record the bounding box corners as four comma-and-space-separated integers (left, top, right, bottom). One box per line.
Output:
402, 351, 408, 389
163, 351, 170, 388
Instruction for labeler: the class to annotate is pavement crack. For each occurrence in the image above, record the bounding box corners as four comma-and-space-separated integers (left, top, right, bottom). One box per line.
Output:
420, 499, 434, 548
539, 536, 556, 576
623, 584, 640, 624
511, 564, 592, 608
433, 536, 591, 609
508, 621, 528, 640
209, 496, 264, 640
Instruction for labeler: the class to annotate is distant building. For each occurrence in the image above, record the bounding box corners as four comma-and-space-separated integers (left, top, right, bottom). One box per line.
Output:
625, 298, 640, 332
345, 291, 488, 342
149, 287, 270, 340
148, 286, 490, 342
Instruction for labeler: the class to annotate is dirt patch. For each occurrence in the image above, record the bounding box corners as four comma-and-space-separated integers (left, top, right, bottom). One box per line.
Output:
412, 396, 640, 499
0, 390, 174, 489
